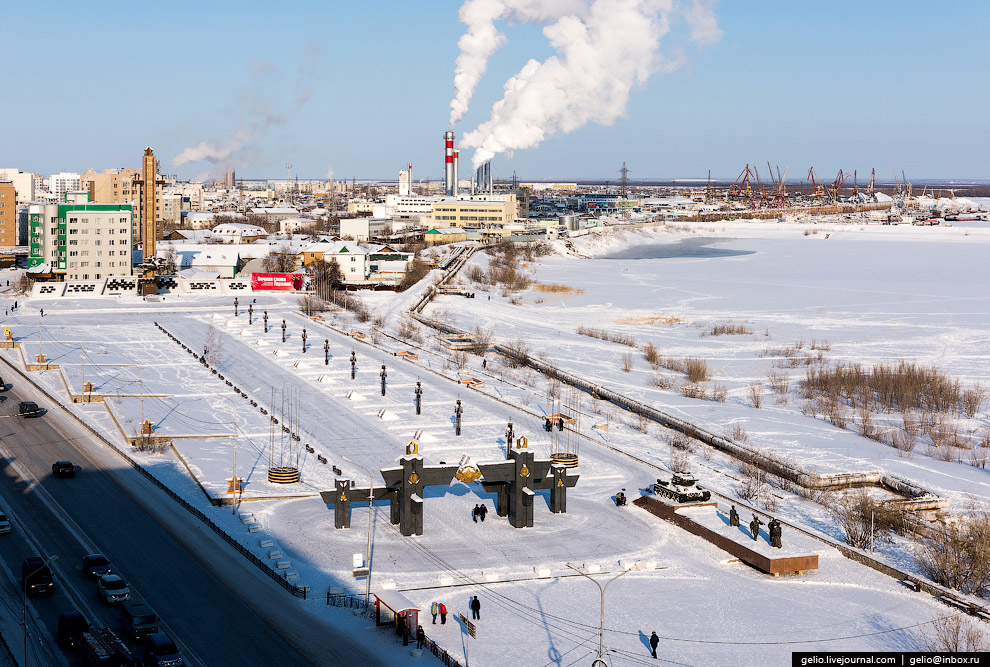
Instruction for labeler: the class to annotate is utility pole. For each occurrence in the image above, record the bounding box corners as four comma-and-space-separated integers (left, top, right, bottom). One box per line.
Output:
342, 456, 375, 610
619, 162, 630, 196
566, 562, 634, 664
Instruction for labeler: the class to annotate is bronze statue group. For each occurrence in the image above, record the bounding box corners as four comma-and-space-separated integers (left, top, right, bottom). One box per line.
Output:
728, 505, 782, 548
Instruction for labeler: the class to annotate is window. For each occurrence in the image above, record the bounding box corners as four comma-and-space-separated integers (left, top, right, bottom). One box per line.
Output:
69, 228, 77, 234
69, 240, 77, 246
69, 251, 78, 257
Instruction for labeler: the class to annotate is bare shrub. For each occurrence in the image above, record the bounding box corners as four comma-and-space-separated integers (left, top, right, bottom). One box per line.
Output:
369, 328, 382, 345
399, 258, 431, 291
738, 462, 768, 502
532, 283, 585, 294
620, 353, 633, 373
656, 355, 683, 373
397, 316, 419, 342
725, 423, 749, 445
684, 357, 711, 383
642, 342, 660, 367
373, 314, 386, 328
917, 513, 990, 596
452, 350, 469, 370
679, 383, 706, 399
670, 433, 693, 451
576, 325, 636, 347
297, 294, 323, 316
767, 370, 790, 396
923, 615, 990, 653
670, 449, 690, 472
503, 340, 530, 368
471, 326, 494, 354
711, 384, 727, 403
748, 383, 763, 408
962, 383, 986, 418
651, 373, 672, 390
709, 323, 753, 336
827, 490, 906, 549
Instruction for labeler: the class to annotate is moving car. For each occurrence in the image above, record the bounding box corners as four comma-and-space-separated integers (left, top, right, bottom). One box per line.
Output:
18, 401, 40, 417
82, 553, 112, 579
52, 461, 75, 478
0, 511, 10, 535
57, 610, 90, 648
144, 632, 183, 667
21, 556, 55, 596
119, 599, 158, 639
97, 574, 131, 604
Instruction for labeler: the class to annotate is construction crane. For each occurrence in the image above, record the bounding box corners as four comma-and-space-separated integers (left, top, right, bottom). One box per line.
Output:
831, 170, 851, 202
852, 170, 858, 198
768, 162, 789, 208
867, 168, 876, 197
728, 164, 756, 207
902, 170, 912, 199
705, 170, 713, 204
807, 167, 829, 202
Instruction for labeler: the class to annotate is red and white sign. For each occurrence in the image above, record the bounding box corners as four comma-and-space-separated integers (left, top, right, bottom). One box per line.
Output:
251, 273, 304, 291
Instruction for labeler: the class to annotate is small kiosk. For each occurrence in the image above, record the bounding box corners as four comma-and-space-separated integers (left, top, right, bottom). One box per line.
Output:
373, 590, 421, 639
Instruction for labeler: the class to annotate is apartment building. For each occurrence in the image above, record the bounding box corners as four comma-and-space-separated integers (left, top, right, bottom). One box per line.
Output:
0, 181, 15, 248
0, 169, 41, 203
48, 172, 81, 202
431, 194, 516, 229
27, 192, 133, 280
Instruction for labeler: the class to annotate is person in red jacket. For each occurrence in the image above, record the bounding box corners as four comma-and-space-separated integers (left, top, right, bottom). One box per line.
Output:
438, 601, 447, 624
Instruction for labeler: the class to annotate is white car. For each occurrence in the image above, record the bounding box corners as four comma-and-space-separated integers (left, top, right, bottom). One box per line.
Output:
97, 574, 130, 604
0, 512, 9, 534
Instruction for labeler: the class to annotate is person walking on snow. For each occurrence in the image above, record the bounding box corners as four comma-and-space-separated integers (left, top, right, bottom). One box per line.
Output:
470, 595, 481, 620
478, 504, 488, 522
416, 625, 426, 649
650, 631, 659, 659
438, 602, 447, 624
472, 505, 479, 523
431, 601, 439, 624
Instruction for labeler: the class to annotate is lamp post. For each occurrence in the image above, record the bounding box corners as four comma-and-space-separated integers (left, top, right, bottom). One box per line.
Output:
380, 364, 387, 397
342, 456, 375, 610
22, 555, 57, 667
565, 562, 632, 663
248, 303, 253, 324
302, 328, 307, 354
414, 381, 422, 415
454, 399, 463, 436
281, 319, 286, 343
324, 339, 329, 366
234, 296, 239, 317
350, 350, 356, 379
264, 310, 269, 333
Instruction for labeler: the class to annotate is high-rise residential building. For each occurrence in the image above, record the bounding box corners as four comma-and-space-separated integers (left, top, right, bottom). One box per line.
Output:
0, 169, 41, 203
27, 191, 133, 280
81, 168, 140, 210
0, 181, 15, 248
48, 172, 81, 202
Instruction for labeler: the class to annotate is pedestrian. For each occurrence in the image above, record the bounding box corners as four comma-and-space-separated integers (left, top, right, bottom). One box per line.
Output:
478, 504, 487, 522
431, 601, 439, 624
39, 308, 43, 317
650, 631, 659, 659
472, 504, 479, 523
439, 602, 447, 624
13, 301, 17, 309
470, 595, 481, 620
416, 625, 425, 649
482, 359, 487, 369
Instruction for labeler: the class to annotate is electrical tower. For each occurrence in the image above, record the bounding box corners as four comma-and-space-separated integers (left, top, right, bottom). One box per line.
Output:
285, 164, 293, 205
619, 162, 630, 196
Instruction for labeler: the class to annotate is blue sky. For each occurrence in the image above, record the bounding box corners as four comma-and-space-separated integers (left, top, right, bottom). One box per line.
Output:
3, 1, 988, 181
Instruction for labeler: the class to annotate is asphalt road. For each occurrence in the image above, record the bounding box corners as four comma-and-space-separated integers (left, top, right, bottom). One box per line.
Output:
0, 378, 373, 666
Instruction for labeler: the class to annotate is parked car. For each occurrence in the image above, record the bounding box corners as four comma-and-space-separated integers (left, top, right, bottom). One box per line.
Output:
0, 511, 10, 535
119, 599, 158, 639
57, 610, 90, 649
21, 556, 55, 596
52, 461, 75, 478
97, 574, 130, 604
18, 401, 40, 417
82, 553, 112, 579
144, 632, 182, 667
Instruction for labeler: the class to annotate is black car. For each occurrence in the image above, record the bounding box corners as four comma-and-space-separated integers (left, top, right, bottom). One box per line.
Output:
21, 556, 55, 596
52, 461, 75, 478
144, 632, 182, 667
57, 610, 90, 648
82, 553, 112, 580
18, 401, 40, 417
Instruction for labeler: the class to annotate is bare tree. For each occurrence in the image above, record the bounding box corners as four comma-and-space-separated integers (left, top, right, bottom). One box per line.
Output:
204, 322, 223, 367
263, 244, 297, 273
917, 513, 990, 596
923, 615, 989, 652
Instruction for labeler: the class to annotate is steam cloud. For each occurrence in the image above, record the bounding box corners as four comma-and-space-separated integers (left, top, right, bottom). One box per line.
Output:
172, 44, 323, 173
449, 0, 721, 169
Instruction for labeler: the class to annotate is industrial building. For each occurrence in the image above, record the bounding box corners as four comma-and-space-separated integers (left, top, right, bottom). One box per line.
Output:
27, 191, 133, 280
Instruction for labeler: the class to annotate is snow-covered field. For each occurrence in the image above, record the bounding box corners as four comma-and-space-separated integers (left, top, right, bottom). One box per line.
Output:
3, 212, 989, 665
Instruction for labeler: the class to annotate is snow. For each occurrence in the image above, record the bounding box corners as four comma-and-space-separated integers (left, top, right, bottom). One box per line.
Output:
4, 211, 990, 663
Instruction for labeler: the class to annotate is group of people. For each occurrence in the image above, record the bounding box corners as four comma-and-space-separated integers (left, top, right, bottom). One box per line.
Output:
472, 504, 488, 522
728, 505, 783, 548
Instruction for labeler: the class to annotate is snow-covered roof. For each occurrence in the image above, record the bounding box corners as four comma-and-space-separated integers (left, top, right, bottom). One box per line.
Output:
427, 227, 466, 235
374, 590, 419, 614
190, 250, 239, 267
213, 222, 266, 234
251, 207, 299, 215
177, 268, 220, 280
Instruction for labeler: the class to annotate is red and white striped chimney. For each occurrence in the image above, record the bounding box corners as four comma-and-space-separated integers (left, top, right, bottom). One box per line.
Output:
453, 150, 459, 196
444, 131, 455, 196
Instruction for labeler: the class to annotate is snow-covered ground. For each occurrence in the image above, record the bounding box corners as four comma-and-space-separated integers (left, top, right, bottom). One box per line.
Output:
3, 213, 989, 665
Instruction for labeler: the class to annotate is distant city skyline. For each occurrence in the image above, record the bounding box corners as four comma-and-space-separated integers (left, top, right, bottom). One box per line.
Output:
3, 1, 988, 181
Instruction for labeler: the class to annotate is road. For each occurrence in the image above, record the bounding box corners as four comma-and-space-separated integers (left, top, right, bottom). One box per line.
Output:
0, 374, 378, 666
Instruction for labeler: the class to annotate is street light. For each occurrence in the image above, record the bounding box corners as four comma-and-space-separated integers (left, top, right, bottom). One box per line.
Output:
22, 554, 57, 667
565, 562, 633, 663
342, 455, 375, 610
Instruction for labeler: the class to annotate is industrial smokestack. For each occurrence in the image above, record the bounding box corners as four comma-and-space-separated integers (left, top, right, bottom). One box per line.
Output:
453, 151, 459, 196
444, 131, 455, 196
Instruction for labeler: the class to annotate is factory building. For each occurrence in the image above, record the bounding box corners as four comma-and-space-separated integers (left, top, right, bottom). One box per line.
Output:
431, 195, 516, 229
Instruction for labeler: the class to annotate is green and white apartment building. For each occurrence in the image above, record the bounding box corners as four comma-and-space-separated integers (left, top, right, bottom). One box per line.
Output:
28, 191, 133, 280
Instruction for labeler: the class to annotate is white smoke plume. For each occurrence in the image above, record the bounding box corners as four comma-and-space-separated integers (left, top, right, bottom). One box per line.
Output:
173, 127, 255, 168
453, 0, 721, 169
448, 0, 588, 128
